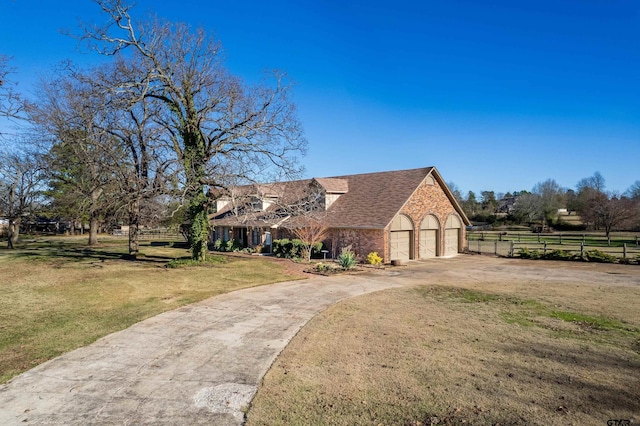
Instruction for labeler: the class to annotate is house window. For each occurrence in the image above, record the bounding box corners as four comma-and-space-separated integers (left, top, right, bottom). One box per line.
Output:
252, 229, 261, 245
222, 227, 230, 242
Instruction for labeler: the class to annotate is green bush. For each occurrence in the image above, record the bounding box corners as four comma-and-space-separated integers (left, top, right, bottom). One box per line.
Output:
273, 239, 295, 258
544, 249, 574, 261
211, 238, 242, 252
225, 239, 242, 252
309, 242, 324, 258
518, 247, 543, 260
581, 249, 618, 263
273, 239, 323, 259
272, 239, 287, 257
518, 247, 621, 264
313, 262, 338, 274
337, 248, 357, 270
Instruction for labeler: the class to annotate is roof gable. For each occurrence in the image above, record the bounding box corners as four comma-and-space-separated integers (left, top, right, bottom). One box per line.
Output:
323, 167, 434, 228
312, 177, 349, 193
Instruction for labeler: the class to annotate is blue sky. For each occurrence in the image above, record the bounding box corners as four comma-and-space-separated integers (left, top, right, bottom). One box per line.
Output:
1, 0, 639, 196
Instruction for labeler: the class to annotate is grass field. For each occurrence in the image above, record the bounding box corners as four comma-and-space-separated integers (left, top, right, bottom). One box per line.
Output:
247, 260, 640, 425
0, 236, 304, 384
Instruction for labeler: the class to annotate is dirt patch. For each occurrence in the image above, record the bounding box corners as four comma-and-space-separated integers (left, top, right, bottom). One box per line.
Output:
247, 256, 640, 426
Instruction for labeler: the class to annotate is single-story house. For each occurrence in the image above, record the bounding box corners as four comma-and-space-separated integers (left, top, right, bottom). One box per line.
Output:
209, 167, 470, 263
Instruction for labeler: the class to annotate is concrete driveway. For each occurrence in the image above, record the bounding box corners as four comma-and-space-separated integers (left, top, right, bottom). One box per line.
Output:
2, 255, 638, 425
0, 270, 403, 425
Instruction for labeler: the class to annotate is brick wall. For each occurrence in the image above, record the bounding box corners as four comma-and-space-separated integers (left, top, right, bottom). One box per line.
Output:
326, 178, 465, 263
326, 228, 385, 262
398, 178, 466, 257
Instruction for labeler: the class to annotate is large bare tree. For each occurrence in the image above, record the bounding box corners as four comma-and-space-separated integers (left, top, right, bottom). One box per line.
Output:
625, 181, 640, 201
31, 72, 120, 246
532, 179, 565, 230
574, 172, 607, 230
79, 0, 307, 260
0, 55, 25, 123
277, 182, 331, 261
512, 192, 543, 226
581, 192, 638, 238
0, 148, 46, 248
88, 58, 176, 256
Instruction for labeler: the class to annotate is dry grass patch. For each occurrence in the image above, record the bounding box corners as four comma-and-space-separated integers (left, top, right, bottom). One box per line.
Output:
0, 236, 304, 383
248, 276, 640, 425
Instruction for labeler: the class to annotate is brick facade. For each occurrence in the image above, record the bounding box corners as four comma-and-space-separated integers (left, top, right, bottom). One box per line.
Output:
396, 177, 466, 259
326, 177, 465, 263
326, 228, 385, 261
210, 168, 469, 263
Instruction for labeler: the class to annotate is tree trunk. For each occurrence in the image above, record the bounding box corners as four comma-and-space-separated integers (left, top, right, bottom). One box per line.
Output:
188, 192, 209, 261
88, 187, 103, 245
88, 215, 99, 245
7, 217, 20, 249
128, 199, 140, 256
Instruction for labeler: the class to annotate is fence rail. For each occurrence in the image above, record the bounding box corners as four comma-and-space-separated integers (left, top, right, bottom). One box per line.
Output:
467, 231, 640, 259
110, 229, 185, 241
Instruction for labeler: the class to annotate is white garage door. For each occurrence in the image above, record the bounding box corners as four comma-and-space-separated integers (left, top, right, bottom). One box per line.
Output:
444, 214, 462, 256
419, 229, 437, 258
420, 214, 439, 259
444, 230, 459, 256
390, 231, 411, 261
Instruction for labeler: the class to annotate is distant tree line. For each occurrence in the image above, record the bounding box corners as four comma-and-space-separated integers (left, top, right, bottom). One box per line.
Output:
449, 172, 640, 237
0, 0, 306, 259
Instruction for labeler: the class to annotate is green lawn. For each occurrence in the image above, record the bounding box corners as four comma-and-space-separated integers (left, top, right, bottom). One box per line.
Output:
0, 236, 303, 383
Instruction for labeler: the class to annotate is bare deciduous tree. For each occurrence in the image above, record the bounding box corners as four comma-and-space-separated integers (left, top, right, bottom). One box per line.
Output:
626, 181, 640, 201
0, 55, 25, 123
89, 59, 176, 256
581, 192, 638, 238
574, 172, 606, 226
78, 0, 307, 261
532, 179, 565, 230
512, 192, 543, 226
31, 72, 120, 246
576, 171, 606, 193
286, 216, 330, 262
0, 148, 46, 248
277, 182, 332, 261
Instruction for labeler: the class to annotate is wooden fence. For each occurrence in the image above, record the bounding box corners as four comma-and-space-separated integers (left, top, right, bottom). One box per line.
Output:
110, 228, 186, 241
467, 231, 640, 260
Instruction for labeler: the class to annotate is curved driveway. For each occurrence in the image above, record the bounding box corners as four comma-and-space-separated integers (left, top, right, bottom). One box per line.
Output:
2, 256, 639, 425
0, 270, 402, 425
